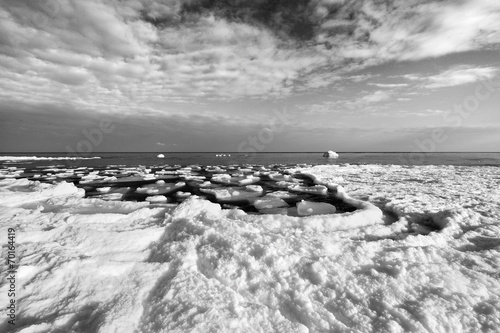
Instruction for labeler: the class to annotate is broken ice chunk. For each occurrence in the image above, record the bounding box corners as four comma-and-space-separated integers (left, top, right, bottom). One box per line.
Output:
246, 185, 263, 192
200, 187, 261, 201
257, 207, 289, 215
200, 188, 232, 200
267, 191, 298, 199
289, 185, 328, 195
238, 176, 261, 185
175, 191, 192, 199
253, 197, 289, 210
146, 195, 168, 203
269, 173, 292, 181
297, 201, 336, 216
142, 174, 156, 181
211, 174, 232, 183
94, 193, 124, 201
136, 182, 185, 195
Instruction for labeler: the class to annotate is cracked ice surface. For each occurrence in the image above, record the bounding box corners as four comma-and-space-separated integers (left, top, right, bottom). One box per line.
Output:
0, 164, 499, 332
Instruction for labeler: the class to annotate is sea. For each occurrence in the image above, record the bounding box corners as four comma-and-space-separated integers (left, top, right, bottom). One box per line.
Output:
1, 152, 500, 168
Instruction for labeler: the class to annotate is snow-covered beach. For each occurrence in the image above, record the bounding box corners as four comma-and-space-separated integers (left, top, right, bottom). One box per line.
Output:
3, 0, 500, 331
1, 164, 499, 332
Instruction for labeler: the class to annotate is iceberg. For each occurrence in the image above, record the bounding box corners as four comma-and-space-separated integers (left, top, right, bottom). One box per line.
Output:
322, 150, 339, 158
157, 154, 165, 158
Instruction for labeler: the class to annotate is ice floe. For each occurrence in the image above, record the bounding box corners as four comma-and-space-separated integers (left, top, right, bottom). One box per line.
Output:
0, 163, 499, 332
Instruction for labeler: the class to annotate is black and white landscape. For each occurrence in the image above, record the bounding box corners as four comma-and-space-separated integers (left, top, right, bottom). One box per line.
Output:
1, 1, 500, 332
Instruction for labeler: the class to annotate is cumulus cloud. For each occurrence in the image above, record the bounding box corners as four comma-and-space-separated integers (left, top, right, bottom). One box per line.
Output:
1, 0, 500, 119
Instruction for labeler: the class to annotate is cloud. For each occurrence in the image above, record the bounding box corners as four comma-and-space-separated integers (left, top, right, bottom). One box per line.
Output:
386, 109, 448, 117
1, 0, 500, 120
368, 83, 408, 88
422, 66, 498, 88
360, 90, 392, 103
395, 65, 499, 89
356, 0, 500, 61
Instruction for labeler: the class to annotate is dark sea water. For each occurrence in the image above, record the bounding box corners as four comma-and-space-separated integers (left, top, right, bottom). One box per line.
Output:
1, 152, 500, 168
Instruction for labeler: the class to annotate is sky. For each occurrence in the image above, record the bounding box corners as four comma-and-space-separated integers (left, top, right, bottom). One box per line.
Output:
1, 0, 500, 153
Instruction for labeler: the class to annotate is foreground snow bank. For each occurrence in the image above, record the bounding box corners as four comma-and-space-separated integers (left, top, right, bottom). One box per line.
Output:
1, 164, 499, 332
0, 178, 85, 207
0, 187, 169, 332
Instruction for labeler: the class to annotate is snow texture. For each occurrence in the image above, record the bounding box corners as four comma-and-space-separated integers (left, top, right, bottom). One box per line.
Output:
1, 164, 500, 332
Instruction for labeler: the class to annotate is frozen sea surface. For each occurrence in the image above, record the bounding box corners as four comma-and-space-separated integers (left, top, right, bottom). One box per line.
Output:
0, 164, 499, 332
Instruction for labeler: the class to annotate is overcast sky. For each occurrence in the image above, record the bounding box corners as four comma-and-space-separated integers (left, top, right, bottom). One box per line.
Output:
1, 0, 500, 152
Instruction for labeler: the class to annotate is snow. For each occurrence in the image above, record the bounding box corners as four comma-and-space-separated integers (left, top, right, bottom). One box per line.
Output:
0, 179, 85, 207
1, 164, 499, 332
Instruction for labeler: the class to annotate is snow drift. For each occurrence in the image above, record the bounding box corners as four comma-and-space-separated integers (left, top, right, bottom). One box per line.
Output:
1, 164, 499, 332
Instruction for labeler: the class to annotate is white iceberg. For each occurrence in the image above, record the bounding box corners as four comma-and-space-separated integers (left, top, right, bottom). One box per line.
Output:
157, 154, 165, 158
322, 150, 339, 158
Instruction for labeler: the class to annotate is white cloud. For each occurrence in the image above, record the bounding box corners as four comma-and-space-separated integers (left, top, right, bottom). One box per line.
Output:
360, 90, 392, 103
1, 0, 500, 120
368, 83, 408, 88
355, 0, 500, 62
396, 66, 498, 89
423, 66, 498, 88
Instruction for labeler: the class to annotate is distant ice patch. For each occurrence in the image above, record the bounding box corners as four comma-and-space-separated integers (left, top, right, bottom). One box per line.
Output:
0, 156, 101, 161
322, 150, 339, 158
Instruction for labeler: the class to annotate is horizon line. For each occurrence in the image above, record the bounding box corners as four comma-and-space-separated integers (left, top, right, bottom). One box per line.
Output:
1, 151, 500, 154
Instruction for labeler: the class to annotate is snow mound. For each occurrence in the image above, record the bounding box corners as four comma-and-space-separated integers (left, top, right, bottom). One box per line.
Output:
0, 179, 84, 207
